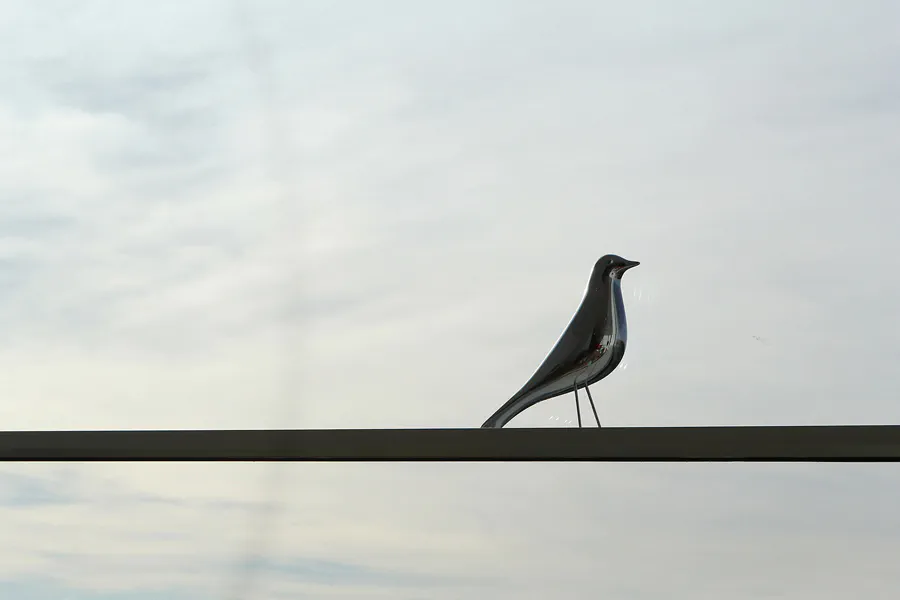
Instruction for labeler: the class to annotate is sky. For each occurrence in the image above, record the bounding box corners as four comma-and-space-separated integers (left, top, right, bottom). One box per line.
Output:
1, 0, 899, 598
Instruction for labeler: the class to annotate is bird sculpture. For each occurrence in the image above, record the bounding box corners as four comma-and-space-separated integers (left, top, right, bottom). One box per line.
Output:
481, 254, 640, 428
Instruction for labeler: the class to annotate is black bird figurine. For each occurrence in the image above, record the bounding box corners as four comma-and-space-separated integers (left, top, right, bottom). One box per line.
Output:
481, 254, 640, 428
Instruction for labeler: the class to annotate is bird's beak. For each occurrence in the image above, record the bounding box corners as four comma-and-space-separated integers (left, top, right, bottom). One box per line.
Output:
621, 260, 640, 271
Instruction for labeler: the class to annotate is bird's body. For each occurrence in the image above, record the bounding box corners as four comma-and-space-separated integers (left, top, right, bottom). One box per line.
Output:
481, 254, 639, 428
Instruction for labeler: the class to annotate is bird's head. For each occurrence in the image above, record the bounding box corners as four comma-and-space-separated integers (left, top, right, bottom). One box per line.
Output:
594, 254, 640, 280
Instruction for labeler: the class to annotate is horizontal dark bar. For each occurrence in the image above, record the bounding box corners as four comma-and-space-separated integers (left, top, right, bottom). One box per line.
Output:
1, 426, 899, 462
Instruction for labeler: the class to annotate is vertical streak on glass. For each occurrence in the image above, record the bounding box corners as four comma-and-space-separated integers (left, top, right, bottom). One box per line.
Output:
224, 2, 304, 599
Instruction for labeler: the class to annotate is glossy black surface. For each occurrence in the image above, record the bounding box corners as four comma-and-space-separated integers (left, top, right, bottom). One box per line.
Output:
481, 254, 639, 428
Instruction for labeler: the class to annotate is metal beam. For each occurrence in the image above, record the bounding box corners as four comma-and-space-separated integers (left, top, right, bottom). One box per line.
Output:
1, 426, 899, 462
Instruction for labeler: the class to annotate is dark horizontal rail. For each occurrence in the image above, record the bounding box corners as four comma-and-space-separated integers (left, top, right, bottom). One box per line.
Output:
1, 425, 899, 462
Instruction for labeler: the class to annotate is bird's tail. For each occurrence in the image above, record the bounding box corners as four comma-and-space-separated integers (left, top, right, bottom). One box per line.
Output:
480, 414, 503, 428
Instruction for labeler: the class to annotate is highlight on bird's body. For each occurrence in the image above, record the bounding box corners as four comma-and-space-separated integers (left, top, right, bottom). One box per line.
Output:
481, 255, 639, 429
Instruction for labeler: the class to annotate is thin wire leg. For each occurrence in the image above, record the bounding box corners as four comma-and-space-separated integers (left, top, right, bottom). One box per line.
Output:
573, 384, 582, 428
585, 385, 601, 428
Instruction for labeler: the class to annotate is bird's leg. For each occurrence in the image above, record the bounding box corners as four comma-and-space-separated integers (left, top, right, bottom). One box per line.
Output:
585, 384, 601, 428
573, 383, 582, 428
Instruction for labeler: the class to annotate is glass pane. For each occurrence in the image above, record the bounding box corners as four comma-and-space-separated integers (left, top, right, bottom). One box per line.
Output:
2, 0, 899, 597
3, 463, 899, 598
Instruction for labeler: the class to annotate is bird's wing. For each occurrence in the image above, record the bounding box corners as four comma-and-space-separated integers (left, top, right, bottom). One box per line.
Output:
509, 303, 595, 402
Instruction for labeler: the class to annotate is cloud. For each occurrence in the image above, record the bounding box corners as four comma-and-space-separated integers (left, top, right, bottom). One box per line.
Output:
0, 471, 76, 507
0, 578, 189, 600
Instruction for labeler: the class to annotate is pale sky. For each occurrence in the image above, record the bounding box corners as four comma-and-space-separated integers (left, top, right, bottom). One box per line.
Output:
1, 1, 899, 598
